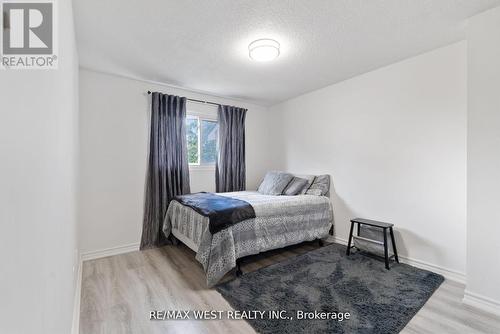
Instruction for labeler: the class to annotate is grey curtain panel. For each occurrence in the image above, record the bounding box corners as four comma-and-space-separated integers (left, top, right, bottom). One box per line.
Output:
216, 105, 248, 192
140, 93, 191, 250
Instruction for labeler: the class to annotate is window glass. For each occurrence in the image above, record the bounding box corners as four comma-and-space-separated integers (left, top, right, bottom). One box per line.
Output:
186, 117, 199, 164
201, 120, 218, 164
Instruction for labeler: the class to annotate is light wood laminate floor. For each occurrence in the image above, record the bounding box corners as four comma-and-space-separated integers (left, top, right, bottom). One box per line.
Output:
80, 242, 500, 334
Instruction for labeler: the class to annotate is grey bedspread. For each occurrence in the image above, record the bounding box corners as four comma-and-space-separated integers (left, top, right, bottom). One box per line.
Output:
163, 191, 334, 286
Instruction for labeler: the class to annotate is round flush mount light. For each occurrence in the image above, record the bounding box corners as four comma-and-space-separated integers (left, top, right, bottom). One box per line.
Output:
248, 39, 280, 62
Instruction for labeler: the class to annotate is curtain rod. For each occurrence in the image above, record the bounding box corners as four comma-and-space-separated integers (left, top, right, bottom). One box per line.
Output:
147, 91, 221, 106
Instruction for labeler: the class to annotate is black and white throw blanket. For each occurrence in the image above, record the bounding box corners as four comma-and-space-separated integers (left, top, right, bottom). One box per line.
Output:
173, 192, 256, 234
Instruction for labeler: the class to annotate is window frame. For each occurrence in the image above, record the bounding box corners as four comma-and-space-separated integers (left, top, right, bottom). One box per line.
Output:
186, 106, 218, 170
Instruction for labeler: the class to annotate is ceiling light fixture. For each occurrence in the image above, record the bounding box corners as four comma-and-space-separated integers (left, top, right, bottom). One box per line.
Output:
248, 39, 280, 62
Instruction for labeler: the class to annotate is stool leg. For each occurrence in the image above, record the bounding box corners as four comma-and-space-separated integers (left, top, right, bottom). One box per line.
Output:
235, 259, 242, 277
383, 227, 390, 270
346, 222, 355, 255
390, 227, 399, 263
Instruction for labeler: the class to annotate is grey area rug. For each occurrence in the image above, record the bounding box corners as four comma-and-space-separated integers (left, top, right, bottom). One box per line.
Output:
216, 243, 444, 334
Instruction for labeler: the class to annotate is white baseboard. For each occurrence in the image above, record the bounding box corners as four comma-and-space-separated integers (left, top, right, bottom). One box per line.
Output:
328, 236, 466, 284
81, 238, 466, 283
81, 242, 140, 261
399, 255, 466, 284
71, 254, 83, 334
463, 290, 500, 317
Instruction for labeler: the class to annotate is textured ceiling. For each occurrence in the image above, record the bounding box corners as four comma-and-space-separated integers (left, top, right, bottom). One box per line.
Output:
74, 0, 500, 105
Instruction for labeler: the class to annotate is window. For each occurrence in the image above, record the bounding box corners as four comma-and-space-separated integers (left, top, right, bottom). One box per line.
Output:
186, 115, 218, 166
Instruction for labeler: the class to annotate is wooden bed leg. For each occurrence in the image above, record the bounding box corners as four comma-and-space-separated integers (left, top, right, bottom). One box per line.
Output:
318, 239, 324, 247
235, 260, 243, 277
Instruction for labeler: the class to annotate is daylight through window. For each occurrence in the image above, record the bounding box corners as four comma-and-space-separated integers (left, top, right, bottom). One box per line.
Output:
186, 115, 218, 166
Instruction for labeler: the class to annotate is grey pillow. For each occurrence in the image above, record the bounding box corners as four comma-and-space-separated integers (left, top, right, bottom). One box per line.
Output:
282, 177, 308, 196
305, 174, 330, 196
295, 174, 316, 194
258, 171, 294, 195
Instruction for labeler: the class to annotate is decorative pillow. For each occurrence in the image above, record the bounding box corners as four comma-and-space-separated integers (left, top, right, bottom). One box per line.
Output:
282, 177, 308, 196
305, 174, 330, 196
295, 174, 316, 194
258, 171, 294, 195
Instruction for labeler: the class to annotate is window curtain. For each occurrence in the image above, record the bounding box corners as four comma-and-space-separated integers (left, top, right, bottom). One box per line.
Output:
216, 105, 248, 192
140, 92, 190, 250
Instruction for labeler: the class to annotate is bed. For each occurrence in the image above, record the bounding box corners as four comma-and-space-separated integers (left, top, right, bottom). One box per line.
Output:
163, 188, 334, 286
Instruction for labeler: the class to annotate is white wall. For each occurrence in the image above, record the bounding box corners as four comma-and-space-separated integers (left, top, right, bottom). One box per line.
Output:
270, 42, 467, 278
465, 6, 500, 314
78, 69, 279, 254
0, 1, 80, 333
